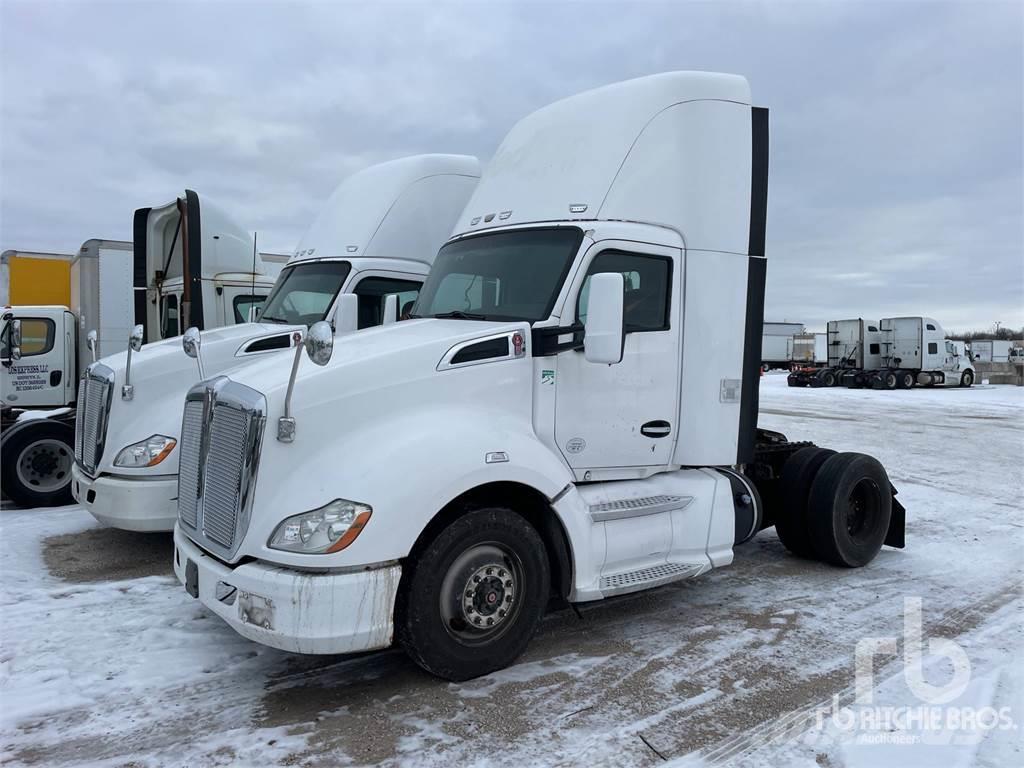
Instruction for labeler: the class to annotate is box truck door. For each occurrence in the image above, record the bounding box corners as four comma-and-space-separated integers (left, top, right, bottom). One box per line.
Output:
1, 310, 69, 407
555, 242, 680, 471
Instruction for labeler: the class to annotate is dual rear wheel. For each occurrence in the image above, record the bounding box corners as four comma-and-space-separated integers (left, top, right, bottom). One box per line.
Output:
774, 447, 892, 567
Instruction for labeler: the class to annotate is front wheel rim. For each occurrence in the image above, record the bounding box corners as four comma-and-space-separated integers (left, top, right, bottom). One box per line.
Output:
439, 542, 524, 645
15, 438, 73, 493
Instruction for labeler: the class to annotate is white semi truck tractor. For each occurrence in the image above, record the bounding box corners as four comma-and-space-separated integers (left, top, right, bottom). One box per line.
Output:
2, 192, 277, 508
72, 155, 480, 532
796, 316, 975, 389
171, 73, 905, 680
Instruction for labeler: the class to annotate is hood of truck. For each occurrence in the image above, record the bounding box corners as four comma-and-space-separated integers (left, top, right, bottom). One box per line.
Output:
196, 317, 541, 566
92, 322, 302, 476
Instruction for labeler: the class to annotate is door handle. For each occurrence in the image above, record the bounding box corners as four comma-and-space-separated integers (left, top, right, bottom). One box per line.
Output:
641, 420, 671, 438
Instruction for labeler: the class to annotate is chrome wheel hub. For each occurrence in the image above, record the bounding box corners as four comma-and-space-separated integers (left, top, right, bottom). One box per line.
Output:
461, 563, 515, 629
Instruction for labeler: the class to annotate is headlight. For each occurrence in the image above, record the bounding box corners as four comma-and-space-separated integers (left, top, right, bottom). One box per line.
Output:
268, 499, 372, 554
113, 435, 176, 468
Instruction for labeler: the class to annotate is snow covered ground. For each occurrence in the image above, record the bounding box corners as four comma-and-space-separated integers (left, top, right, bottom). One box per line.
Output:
2, 375, 1021, 767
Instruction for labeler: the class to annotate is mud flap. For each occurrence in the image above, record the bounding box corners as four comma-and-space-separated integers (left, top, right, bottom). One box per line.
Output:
884, 485, 906, 549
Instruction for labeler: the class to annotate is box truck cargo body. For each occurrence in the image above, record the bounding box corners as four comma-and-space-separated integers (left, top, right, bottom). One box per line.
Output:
790, 332, 826, 367
970, 339, 1014, 363
1, 250, 75, 307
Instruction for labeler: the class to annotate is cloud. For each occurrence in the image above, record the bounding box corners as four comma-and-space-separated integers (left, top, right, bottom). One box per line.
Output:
1, 0, 1021, 330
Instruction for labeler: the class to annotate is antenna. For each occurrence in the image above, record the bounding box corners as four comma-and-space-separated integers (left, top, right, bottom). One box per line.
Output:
251, 231, 258, 315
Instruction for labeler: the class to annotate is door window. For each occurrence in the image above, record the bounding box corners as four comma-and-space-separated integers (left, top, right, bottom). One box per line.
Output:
577, 250, 671, 332
232, 294, 266, 324
2, 318, 56, 356
352, 277, 423, 328
928, 342, 938, 354
869, 343, 880, 354
161, 294, 180, 339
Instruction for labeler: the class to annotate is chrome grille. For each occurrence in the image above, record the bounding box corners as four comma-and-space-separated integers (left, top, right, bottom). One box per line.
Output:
201, 405, 252, 547
177, 377, 266, 560
177, 400, 204, 529
74, 364, 114, 475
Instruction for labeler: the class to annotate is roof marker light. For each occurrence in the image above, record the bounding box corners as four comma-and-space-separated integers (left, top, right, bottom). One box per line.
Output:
484, 213, 495, 222
569, 204, 588, 213
346, 246, 358, 253
470, 216, 481, 225
499, 210, 512, 220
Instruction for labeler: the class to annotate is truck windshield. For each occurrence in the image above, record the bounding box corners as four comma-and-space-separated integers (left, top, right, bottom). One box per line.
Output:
414, 227, 583, 322
258, 261, 351, 325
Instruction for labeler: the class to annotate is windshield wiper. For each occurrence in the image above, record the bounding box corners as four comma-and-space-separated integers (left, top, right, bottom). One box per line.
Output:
259, 314, 288, 324
432, 311, 487, 320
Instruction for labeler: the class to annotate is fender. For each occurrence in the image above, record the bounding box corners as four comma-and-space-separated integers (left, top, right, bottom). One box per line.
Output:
1, 407, 77, 447
239, 404, 576, 570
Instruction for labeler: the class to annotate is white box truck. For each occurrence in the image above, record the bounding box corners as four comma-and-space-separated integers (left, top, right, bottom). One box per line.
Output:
970, 339, 1013, 363
71, 155, 480, 531
1, 192, 279, 507
167, 72, 904, 681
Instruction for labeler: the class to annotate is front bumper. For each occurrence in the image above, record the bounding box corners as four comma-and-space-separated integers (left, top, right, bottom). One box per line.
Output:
172, 525, 401, 655
72, 464, 178, 532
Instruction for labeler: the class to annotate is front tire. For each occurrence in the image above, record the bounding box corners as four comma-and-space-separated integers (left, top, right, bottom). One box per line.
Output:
1, 420, 76, 508
396, 507, 550, 681
960, 370, 974, 388
807, 453, 892, 567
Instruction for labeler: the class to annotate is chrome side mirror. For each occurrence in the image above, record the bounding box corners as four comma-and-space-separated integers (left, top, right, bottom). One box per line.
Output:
182, 327, 205, 378
5, 319, 22, 363
583, 273, 625, 365
87, 329, 98, 362
304, 321, 334, 366
129, 324, 144, 352
122, 323, 145, 400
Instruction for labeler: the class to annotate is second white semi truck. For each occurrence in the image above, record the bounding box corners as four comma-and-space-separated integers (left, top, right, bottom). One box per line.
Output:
1, 192, 280, 508
72, 155, 480, 531
166, 72, 905, 681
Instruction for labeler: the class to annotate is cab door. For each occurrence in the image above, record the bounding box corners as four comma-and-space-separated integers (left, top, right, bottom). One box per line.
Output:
1, 310, 70, 407
553, 241, 681, 474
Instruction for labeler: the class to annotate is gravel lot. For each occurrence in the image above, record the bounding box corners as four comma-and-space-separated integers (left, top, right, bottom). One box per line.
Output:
2, 375, 1021, 767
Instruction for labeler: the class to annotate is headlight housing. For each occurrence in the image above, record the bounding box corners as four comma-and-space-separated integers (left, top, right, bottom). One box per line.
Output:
268, 499, 372, 554
113, 435, 176, 467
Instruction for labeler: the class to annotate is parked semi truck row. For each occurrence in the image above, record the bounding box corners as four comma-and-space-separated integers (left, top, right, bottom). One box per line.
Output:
70, 155, 481, 531
787, 316, 974, 389
125, 72, 910, 681
0, 192, 281, 507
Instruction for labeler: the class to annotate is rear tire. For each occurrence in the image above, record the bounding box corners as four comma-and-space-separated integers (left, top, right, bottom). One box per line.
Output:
774, 447, 836, 559
899, 371, 915, 389
1, 420, 75, 508
883, 372, 898, 390
807, 453, 892, 567
960, 370, 974, 388
821, 370, 836, 387
396, 507, 549, 681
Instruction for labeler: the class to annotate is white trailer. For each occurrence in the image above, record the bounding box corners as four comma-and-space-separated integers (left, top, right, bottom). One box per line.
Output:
167, 72, 904, 681
1, 192, 278, 508
760, 333, 791, 370
970, 339, 1013, 363
72, 155, 480, 532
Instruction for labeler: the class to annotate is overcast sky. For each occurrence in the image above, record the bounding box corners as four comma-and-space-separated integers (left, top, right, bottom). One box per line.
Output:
1, 1, 1021, 331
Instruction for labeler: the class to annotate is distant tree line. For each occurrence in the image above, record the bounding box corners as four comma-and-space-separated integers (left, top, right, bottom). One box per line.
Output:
948, 326, 1024, 341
